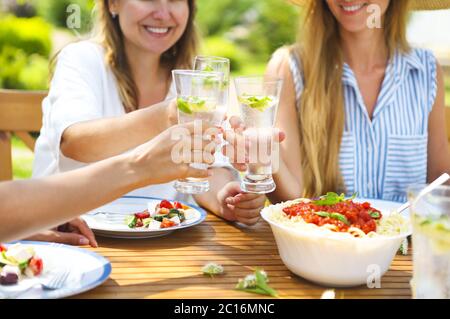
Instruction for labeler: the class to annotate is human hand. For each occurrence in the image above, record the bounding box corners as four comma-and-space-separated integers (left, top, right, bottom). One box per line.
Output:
217, 181, 267, 226
222, 116, 286, 172
24, 217, 98, 247
129, 121, 221, 187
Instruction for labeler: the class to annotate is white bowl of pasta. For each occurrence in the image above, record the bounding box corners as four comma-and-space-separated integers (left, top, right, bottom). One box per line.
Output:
261, 193, 412, 287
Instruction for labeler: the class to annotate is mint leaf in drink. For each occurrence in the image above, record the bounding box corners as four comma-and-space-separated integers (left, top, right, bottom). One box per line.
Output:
238, 95, 273, 111
202, 65, 214, 72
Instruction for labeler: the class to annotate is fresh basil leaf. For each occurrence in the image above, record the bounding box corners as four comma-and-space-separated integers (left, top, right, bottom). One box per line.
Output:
369, 211, 381, 219
312, 192, 345, 206
314, 211, 331, 218
330, 213, 350, 226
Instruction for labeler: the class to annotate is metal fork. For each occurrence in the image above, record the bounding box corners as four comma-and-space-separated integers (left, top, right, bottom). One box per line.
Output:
8, 268, 70, 299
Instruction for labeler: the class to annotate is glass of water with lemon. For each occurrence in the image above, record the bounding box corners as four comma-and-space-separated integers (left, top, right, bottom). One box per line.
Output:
172, 70, 224, 194
234, 76, 282, 194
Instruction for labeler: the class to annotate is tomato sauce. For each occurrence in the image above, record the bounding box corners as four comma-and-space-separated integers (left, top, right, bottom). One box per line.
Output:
282, 201, 382, 234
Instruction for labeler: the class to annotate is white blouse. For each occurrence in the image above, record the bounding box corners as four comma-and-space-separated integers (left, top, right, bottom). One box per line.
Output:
33, 40, 231, 204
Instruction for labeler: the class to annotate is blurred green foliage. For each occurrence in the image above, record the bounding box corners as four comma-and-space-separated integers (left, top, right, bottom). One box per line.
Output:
197, 0, 300, 62
0, 15, 51, 90
0, 15, 52, 57
36, 0, 95, 34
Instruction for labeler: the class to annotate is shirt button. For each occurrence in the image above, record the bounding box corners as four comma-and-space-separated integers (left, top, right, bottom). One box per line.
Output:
367, 182, 373, 190
367, 146, 372, 152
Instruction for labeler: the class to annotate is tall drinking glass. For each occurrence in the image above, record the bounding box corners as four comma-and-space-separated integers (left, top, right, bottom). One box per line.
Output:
408, 185, 450, 298
172, 70, 224, 194
193, 56, 230, 124
234, 76, 282, 194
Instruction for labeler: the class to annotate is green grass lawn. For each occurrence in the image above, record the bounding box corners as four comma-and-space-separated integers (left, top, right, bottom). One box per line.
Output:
12, 136, 34, 180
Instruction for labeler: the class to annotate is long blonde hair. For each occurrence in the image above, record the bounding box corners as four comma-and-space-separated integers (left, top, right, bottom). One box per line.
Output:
295, 0, 411, 198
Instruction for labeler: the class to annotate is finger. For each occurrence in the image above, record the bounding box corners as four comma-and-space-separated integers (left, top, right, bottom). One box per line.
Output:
224, 181, 243, 197
229, 116, 245, 131
186, 166, 213, 179
69, 218, 98, 248
231, 196, 266, 209
49, 231, 90, 246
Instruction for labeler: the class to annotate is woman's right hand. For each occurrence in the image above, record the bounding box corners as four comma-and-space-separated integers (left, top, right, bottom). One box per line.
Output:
128, 121, 221, 187
223, 116, 286, 172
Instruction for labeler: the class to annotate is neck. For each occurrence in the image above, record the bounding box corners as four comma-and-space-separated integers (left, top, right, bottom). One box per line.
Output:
340, 27, 389, 72
125, 40, 164, 82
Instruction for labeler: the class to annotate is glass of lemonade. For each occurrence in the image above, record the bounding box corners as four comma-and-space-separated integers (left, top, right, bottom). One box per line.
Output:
234, 76, 282, 194
193, 56, 230, 124
408, 185, 450, 299
172, 70, 224, 194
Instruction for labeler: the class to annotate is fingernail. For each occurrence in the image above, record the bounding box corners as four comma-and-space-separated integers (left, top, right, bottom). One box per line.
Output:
226, 198, 233, 204
207, 170, 213, 176
79, 237, 89, 245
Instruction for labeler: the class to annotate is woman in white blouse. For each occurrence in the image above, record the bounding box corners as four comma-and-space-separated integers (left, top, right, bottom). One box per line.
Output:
31, 0, 266, 245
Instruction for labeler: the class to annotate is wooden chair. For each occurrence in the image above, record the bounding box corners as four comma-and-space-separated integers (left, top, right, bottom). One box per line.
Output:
0, 89, 46, 181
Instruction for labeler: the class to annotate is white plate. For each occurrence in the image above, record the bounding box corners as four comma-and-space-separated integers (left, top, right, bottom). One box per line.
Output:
83, 196, 207, 239
0, 241, 111, 299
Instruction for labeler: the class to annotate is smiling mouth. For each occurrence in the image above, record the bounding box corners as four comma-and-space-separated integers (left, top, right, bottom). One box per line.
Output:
340, 3, 368, 13
144, 26, 172, 35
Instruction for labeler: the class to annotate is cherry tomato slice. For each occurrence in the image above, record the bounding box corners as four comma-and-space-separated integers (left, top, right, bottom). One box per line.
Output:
173, 201, 183, 209
160, 200, 173, 209
0, 244, 6, 252
135, 210, 150, 219
28, 256, 43, 276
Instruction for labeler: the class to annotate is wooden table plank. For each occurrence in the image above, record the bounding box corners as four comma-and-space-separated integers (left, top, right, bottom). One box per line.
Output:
75, 213, 413, 299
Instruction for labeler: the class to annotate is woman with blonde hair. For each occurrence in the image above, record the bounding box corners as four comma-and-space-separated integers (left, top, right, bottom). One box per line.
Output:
227, 0, 450, 203
31, 0, 267, 245
265, 0, 450, 202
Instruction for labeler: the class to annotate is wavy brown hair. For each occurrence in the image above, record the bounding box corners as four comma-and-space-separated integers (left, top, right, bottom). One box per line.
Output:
294, 0, 411, 197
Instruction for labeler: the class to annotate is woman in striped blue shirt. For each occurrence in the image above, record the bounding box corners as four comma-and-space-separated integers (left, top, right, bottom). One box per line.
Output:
264, 0, 450, 203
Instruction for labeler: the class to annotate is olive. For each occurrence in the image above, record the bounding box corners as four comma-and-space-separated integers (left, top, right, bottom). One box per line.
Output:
0, 272, 19, 285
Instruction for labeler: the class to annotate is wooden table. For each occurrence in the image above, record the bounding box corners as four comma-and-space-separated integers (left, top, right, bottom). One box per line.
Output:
76, 213, 413, 299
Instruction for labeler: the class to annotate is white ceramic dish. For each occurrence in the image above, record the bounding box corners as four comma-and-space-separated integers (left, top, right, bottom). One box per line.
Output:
0, 241, 111, 299
83, 196, 207, 239
261, 198, 412, 287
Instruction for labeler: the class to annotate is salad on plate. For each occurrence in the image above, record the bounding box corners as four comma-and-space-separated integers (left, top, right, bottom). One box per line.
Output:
0, 243, 43, 286
125, 199, 198, 230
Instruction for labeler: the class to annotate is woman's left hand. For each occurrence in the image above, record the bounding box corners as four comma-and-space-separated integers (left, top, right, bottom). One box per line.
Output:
24, 218, 98, 247
217, 181, 267, 226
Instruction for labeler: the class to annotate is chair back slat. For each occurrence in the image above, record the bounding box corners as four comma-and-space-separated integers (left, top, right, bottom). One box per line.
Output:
0, 90, 46, 180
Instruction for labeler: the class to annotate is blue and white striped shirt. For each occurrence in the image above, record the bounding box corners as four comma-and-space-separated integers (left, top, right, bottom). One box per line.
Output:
289, 48, 438, 202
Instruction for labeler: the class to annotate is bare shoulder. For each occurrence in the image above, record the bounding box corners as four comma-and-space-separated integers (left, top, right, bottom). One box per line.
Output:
266, 46, 293, 79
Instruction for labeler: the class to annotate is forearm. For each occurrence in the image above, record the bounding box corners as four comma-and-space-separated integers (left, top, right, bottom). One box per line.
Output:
0, 155, 139, 242
194, 167, 237, 215
268, 158, 303, 204
61, 105, 169, 162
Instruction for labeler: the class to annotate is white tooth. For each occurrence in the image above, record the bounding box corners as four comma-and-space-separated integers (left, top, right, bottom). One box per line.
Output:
342, 4, 364, 12
146, 27, 169, 34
